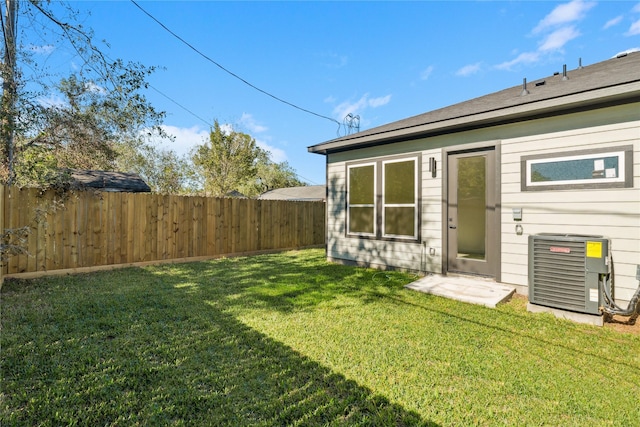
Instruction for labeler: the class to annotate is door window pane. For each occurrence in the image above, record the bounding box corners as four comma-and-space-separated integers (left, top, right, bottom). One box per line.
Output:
457, 156, 486, 260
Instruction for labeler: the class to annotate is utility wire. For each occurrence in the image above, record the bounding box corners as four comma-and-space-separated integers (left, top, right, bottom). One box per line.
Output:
130, 0, 341, 130
148, 83, 213, 128
147, 85, 319, 185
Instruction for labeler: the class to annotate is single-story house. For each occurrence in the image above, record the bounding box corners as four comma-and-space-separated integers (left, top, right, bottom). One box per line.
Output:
258, 185, 326, 202
309, 52, 640, 309
71, 170, 151, 192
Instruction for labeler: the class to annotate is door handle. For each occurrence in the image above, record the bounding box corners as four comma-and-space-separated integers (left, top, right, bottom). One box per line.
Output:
449, 225, 457, 229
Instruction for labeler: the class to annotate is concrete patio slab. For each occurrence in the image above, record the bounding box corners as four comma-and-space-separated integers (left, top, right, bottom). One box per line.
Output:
405, 274, 516, 308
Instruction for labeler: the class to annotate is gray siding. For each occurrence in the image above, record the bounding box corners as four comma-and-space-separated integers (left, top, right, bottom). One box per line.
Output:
501, 114, 640, 303
325, 102, 639, 304
326, 148, 443, 272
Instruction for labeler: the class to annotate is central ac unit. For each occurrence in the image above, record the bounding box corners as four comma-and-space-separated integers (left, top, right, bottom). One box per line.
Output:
528, 234, 610, 315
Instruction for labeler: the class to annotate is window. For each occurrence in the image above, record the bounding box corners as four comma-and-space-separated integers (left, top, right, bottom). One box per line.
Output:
347, 155, 420, 240
383, 159, 418, 238
521, 146, 633, 191
347, 163, 376, 236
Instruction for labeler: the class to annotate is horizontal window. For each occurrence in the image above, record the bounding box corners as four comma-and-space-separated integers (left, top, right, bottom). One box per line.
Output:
521, 146, 633, 191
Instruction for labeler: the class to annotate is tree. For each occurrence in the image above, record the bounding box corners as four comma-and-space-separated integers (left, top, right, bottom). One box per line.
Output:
238, 149, 305, 197
116, 139, 192, 195
1, 1, 168, 187
191, 121, 261, 197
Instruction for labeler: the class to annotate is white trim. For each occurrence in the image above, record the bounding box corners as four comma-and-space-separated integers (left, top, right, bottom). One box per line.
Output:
382, 157, 418, 239
347, 162, 377, 236
525, 150, 626, 187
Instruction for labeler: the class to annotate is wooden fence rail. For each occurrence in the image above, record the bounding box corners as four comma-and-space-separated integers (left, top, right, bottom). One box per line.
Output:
2, 186, 325, 277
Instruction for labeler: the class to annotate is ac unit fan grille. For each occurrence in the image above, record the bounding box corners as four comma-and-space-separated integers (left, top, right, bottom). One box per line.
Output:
531, 239, 587, 311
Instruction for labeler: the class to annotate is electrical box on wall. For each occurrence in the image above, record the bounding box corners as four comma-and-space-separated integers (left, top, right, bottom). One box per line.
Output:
512, 208, 522, 221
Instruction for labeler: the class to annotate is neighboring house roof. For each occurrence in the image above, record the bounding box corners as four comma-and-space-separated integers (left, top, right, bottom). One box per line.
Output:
226, 190, 247, 198
258, 185, 326, 201
71, 170, 151, 193
309, 52, 640, 155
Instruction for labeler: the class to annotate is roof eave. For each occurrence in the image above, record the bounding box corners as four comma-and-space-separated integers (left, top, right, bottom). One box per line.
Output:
308, 81, 640, 155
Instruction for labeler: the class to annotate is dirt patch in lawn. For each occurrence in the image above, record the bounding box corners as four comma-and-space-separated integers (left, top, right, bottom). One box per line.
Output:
509, 294, 639, 335
604, 315, 639, 335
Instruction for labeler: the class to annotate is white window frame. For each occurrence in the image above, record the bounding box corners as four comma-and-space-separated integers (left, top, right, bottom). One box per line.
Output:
346, 162, 377, 237
521, 145, 633, 191
382, 157, 419, 240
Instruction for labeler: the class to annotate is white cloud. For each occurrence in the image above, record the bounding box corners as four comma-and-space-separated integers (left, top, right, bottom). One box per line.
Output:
320, 52, 348, 69
633, 3, 640, 13
156, 123, 288, 164
85, 81, 108, 95
538, 26, 580, 52
332, 93, 391, 120
368, 94, 392, 108
28, 44, 55, 55
495, 52, 541, 71
238, 112, 268, 133
456, 63, 482, 77
38, 95, 66, 108
533, 0, 596, 34
603, 15, 623, 30
420, 65, 435, 80
627, 19, 640, 36
496, 0, 595, 71
159, 125, 208, 157
255, 139, 287, 163
333, 97, 368, 120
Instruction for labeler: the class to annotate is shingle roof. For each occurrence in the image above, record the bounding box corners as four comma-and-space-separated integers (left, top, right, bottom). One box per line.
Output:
309, 52, 640, 155
71, 170, 151, 192
258, 185, 326, 201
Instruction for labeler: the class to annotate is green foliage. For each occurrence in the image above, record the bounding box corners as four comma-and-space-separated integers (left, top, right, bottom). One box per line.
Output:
191, 121, 262, 197
11, 65, 168, 187
116, 139, 192, 194
2, 249, 639, 426
238, 149, 305, 197
1, 1, 169, 188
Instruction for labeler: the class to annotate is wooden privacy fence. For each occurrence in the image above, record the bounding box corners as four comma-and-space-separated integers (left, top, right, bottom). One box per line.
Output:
2, 186, 325, 277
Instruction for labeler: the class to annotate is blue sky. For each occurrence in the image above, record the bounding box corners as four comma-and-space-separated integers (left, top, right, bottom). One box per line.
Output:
26, 1, 640, 185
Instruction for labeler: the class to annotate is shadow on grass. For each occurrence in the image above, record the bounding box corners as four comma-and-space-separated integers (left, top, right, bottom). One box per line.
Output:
148, 250, 416, 314
1, 251, 436, 426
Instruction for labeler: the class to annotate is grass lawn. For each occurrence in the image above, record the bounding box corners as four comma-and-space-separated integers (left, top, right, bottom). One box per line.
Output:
2, 249, 639, 426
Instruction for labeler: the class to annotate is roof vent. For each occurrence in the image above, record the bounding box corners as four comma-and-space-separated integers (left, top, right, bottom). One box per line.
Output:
520, 78, 529, 96
578, 58, 583, 69
535, 80, 546, 87
617, 52, 628, 59
562, 64, 569, 81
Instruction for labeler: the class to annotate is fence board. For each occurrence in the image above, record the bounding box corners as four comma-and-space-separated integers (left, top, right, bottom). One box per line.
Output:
2, 186, 325, 276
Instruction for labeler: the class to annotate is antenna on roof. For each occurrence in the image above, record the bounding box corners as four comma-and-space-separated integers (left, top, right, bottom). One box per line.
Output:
562, 64, 569, 81
343, 113, 360, 135
520, 78, 529, 96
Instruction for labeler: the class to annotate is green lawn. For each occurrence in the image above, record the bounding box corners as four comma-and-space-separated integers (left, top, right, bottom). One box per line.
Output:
2, 249, 639, 426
